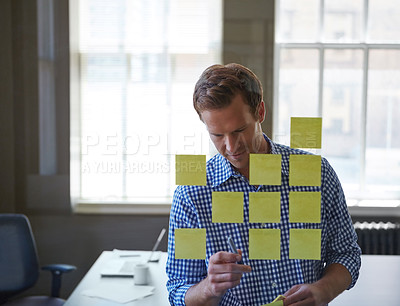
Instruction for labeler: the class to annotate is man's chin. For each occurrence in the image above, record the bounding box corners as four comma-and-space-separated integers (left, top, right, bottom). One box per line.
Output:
226, 158, 247, 171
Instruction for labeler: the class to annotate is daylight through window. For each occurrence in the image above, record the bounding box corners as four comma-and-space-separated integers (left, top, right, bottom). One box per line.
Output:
274, 0, 400, 207
70, 0, 222, 207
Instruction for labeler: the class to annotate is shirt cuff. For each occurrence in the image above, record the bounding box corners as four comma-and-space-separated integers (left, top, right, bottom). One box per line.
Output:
327, 253, 361, 289
169, 283, 193, 306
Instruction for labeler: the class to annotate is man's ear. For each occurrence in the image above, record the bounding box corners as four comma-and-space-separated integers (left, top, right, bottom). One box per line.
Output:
257, 101, 266, 123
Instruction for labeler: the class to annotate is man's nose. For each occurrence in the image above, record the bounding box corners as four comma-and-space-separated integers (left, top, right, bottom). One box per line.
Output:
225, 134, 239, 153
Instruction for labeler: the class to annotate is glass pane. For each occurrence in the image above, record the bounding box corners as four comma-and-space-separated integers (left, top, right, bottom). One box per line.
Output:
125, 90, 170, 199
324, 0, 363, 42
77, 0, 222, 202
322, 49, 363, 192
80, 0, 127, 51
169, 0, 212, 53
277, 48, 320, 145
366, 50, 400, 196
278, 0, 320, 42
80, 54, 126, 199
368, 0, 400, 43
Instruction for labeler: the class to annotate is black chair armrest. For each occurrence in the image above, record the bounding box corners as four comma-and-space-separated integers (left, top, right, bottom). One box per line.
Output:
42, 264, 77, 297
42, 264, 76, 273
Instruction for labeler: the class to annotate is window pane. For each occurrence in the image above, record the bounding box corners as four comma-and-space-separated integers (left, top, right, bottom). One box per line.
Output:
278, 0, 319, 42
80, 0, 128, 51
366, 50, 400, 195
322, 49, 363, 191
368, 0, 400, 43
169, 0, 215, 53
277, 49, 319, 144
80, 54, 126, 199
324, 0, 363, 42
275, 0, 400, 206
77, 0, 221, 202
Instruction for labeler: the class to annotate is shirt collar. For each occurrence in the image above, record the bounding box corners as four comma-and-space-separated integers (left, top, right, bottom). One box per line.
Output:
264, 134, 290, 177
210, 154, 236, 187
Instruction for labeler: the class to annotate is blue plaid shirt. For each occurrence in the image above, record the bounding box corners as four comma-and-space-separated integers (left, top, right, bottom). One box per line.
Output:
166, 135, 361, 306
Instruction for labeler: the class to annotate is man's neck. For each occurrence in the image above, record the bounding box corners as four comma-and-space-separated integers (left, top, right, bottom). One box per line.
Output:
235, 136, 270, 179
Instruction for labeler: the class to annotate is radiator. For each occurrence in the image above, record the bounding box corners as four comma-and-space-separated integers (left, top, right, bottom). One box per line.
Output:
354, 222, 400, 255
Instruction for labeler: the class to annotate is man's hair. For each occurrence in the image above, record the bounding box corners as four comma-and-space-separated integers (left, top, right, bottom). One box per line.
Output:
193, 63, 263, 119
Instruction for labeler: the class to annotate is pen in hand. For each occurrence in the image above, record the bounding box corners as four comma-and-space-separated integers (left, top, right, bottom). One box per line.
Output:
227, 236, 244, 264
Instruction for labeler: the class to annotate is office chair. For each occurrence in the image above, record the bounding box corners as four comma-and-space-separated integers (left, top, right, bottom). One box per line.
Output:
0, 214, 76, 306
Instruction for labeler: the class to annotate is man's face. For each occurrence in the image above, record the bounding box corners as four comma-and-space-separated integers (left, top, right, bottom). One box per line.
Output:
200, 94, 267, 177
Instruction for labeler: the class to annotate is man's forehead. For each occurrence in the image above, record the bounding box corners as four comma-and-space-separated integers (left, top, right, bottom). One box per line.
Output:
201, 110, 251, 135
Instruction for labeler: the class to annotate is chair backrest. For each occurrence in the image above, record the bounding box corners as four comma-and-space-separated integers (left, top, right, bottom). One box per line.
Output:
0, 214, 40, 302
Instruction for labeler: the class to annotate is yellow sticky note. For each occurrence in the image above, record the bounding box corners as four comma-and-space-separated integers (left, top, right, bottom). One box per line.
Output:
249, 192, 281, 223
175, 155, 206, 186
273, 295, 286, 302
212, 192, 243, 223
290, 117, 322, 149
249, 228, 280, 260
289, 229, 321, 260
249, 154, 281, 185
261, 295, 285, 305
289, 155, 321, 186
262, 301, 283, 306
175, 228, 206, 259
289, 192, 321, 223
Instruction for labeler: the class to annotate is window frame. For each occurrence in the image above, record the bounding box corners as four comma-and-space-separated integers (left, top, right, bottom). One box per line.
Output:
273, 0, 400, 215
69, 0, 222, 214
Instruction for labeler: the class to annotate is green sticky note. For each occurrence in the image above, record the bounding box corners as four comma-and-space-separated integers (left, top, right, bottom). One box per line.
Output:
249, 154, 281, 185
249, 192, 281, 223
212, 192, 243, 223
175, 155, 206, 186
289, 192, 321, 223
289, 229, 321, 260
175, 228, 206, 259
249, 228, 281, 260
289, 155, 321, 186
290, 117, 322, 149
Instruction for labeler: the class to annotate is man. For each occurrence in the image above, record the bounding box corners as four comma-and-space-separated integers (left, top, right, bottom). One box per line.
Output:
166, 63, 361, 305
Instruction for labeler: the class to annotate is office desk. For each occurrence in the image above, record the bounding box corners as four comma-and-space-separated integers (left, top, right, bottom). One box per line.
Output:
66, 253, 399, 306
64, 251, 169, 306
331, 255, 400, 306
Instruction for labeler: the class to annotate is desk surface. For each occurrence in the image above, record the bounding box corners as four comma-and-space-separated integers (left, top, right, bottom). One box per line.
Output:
66, 253, 400, 306
64, 251, 169, 306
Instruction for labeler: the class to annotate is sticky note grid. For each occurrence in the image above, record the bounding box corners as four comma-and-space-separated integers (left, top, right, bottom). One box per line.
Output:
174, 117, 323, 261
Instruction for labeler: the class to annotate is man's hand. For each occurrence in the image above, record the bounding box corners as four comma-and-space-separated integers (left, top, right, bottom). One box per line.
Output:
205, 250, 251, 297
283, 283, 329, 306
283, 263, 351, 306
185, 250, 251, 306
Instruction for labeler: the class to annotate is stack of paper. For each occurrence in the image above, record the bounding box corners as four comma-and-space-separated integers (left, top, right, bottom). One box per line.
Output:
82, 284, 155, 303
